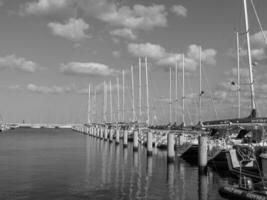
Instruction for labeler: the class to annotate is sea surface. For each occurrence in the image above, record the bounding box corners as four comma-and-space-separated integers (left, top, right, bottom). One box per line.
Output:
0, 128, 234, 200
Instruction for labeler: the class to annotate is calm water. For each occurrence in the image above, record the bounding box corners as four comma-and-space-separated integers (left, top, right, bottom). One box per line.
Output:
0, 128, 233, 200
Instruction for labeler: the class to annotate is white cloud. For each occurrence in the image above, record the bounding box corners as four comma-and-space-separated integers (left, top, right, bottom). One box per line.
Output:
128, 43, 167, 60
24, 0, 72, 15
0, 54, 38, 72
48, 18, 90, 41
112, 51, 121, 58
27, 83, 72, 94
187, 44, 216, 65
81, 0, 167, 31
23, 0, 167, 31
128, 42, 217, 71
171, 5, 187, 18
230, 31, 267, 62
110, 28, 137, 40
250, 30, 267, 49
251, 48, 267, 61
60, 62, 118, 76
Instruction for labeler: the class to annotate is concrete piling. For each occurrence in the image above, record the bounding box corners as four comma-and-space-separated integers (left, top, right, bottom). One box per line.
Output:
97, 128, 100, 138
115, 129, 120, 145
109, 129, 114, 142
104, 128, 108, 140
92, 127, 95, 137
167, 132, 175, 163
147, 131, 153, 156
198, 134, 208, 173
133, 131, 139, 151
123, 130, 128, 147
99, 128, 103, 139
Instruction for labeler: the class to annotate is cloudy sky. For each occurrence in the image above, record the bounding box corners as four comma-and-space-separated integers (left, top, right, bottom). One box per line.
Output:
0, 0, 266, 125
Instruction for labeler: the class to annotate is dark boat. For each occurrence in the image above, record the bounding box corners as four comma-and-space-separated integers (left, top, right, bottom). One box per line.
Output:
219, 181, 267, 200
225, 146, 267, 182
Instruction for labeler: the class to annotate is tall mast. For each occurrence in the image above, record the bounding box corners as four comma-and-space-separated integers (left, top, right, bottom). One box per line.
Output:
199, 46, 202, 123
139, 58, 142, 121
145, 57, 150, 126
122, 69, 125, 122
175, 60, 178, 123
236, 31, 241, 118
131, 65, 136, 122
103, 81, 107, 122
182, 54, 185, 126
243, 0, 256, 115
109, 80, 113, 123
87, 83, 91, 124
116, 77, 120, 122
94, 88, 97, 123
169, 66, 172, 123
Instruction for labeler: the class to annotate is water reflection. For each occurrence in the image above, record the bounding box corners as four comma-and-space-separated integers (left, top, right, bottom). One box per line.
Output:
167, 163, 175, 200
198, 172, 208, 200
133, 151, 138, 168
0, 129, 229, 200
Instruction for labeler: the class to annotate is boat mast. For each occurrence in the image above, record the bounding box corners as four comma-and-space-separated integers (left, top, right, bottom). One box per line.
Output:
199, 46, 202, 123
94, 87, 97, 123
175, 60, 178, 123
131, 65, 136, 122
139, 58, 142, 122
87, 83, 91, 124
169, 66, 172, 123
145, 57, 150, 126
103, 81, 107, 123
243, 0, 256, 116
182, 54, 185, 126
109, 80, 113, 123
122, 69, 125, 122
236, 31, 241, 118
117, 77, 120, 123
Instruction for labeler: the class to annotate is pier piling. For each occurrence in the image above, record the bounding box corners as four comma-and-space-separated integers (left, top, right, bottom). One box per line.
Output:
123, 130, 128, 147
167, 132, 175, 163
133, 131, 139, 151
109, 129, 114, 142
198, 134, 208, 173
147, 131, 153, 156
100, 128, 104, 139
104, 128, 108, 140
115, 129, 120, 145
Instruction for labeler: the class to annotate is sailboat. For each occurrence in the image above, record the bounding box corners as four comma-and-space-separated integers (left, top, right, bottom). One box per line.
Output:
218, 1, 267, 199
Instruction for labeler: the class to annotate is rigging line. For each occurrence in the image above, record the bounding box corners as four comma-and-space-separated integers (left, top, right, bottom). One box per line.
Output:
185, 101, 193, 126
250, 0, 267, 45
187, 75, 198, 124
203, 67, 219, 120
150, 70, 165, 123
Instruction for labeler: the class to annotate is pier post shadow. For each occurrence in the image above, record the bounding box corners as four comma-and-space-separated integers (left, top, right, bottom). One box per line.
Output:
123, 146, 128, 164
198, 169, 208, 200
167, 162, 175, 185
147, 155, 153, 177
133, 151, 138, 168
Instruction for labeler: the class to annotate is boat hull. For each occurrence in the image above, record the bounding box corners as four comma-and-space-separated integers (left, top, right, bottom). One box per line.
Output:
219, 186, 267, 200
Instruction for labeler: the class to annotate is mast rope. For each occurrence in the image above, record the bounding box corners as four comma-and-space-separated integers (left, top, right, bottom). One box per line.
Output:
203, 67, 219, 120
250, 0, 267, 45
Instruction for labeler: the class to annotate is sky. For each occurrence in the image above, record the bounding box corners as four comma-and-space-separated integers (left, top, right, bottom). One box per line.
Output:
0, 0, 267, 125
